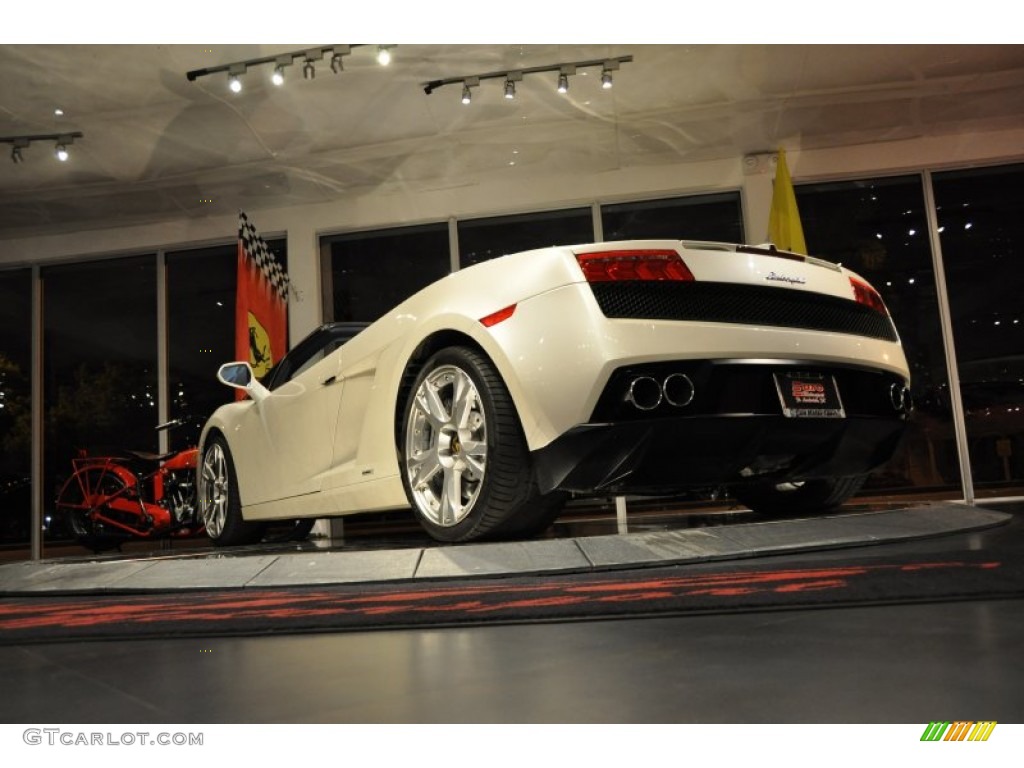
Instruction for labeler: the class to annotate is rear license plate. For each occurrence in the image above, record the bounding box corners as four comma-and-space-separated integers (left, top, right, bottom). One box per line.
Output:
774, 372, 845, 418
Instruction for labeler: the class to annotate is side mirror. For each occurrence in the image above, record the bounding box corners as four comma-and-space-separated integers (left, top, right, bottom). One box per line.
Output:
217, 362, 270, 402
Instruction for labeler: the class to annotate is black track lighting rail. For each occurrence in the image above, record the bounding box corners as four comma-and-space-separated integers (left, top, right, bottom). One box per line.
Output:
421, 55, 633, 96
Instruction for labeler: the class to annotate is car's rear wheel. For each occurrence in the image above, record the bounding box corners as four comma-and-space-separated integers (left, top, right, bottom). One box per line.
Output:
199, 435, 266, 546
731, 475, 867, 516
400, 346, 543, 542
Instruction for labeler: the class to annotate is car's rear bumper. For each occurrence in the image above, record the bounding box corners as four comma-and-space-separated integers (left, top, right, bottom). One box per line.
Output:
531, 357, 910, 495
532, 413, 907, 495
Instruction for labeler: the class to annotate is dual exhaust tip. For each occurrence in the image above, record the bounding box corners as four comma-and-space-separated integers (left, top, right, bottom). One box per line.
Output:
628, 375, 912, 414
890, 383, 913, 414
626, 373, 695, 411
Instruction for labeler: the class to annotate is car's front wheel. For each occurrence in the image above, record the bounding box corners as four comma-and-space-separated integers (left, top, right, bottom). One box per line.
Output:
731, 475, 867, 517
198, 435, 266, 546
400, 346, 541, 542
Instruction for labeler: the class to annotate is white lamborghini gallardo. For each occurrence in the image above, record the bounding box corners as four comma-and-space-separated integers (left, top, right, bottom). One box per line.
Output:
198, 240, 911, 544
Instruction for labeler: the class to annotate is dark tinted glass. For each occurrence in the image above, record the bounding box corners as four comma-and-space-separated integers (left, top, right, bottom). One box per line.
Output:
458, 208, 593, 268
934, 163, 1024, 494
326, 223, 450, 322
0, 269, 32, 547
166, 240, 286, 448
601, 192, 744, 243
796, 176, 959, 495
43, 256, 159, 539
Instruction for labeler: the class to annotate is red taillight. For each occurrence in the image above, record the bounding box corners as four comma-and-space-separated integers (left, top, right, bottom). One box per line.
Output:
575, 249, 695, 282
850, 277, 888, 315
479, 304, 517, 327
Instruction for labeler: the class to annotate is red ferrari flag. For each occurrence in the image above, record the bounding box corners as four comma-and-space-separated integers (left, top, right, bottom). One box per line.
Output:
236, 212, 289, 382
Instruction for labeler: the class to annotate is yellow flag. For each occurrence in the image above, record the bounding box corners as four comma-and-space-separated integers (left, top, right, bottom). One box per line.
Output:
767, 148, 807, 255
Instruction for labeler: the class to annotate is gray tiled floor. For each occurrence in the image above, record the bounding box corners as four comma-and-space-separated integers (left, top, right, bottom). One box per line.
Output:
0, 501, 1008, 595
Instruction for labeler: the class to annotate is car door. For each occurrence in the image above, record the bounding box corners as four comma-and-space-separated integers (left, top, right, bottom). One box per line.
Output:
239, 329, 349, 504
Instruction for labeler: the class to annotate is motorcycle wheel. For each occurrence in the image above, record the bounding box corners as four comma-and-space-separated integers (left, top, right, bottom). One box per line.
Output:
54, 466, 135, 552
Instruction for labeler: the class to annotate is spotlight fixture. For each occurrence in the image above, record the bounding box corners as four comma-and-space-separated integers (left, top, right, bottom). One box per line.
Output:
556, 65, 575, 95
601, 59, 622, 89
185, 45, 391, 89
1, 132, 82, 164
10, 138, 29, 164
460, 76, 479, 105
228, 63, 245, 93
503, 71, 523, 100
329, 45, 350, 74
421, 56, 631, 104
272, 53, 293, 86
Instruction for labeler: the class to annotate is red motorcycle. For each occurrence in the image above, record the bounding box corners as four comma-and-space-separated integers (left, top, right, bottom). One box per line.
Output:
55, 415, 316, 552
54, 416, 205, 552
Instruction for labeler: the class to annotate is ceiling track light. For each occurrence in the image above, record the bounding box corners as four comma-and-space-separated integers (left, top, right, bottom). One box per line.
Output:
601, 59, 621, 90
185, 44, 391, 88
271, 54, 291, 86
1, 132, 82, 164
228, 63, 246, 93
421, 55, 632, 102
460, 76, 479, 105
504, 71, 523, 100
557, 65, 575, 95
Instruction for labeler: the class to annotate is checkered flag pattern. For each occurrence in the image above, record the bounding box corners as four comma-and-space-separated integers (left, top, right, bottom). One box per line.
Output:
239, 212, 290, 303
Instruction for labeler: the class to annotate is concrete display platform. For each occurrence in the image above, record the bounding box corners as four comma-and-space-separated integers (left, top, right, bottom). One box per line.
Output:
0, 501, 1010, 595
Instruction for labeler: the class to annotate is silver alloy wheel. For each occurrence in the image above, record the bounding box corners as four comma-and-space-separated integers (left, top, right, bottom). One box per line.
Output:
199, 441, 230, 538
404, 364, 488, 527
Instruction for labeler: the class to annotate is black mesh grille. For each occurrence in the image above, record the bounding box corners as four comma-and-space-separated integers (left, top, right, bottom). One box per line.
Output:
589, 281, 899, 342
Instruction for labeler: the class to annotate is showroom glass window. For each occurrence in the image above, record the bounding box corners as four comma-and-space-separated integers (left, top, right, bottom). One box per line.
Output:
933, 163, 1024, 496
457, 208, 594, 268
601, 192, 745, 243
796, 176, 958, 496
0, 269, 32, 549
42, 256, 158, 535
324, 223, 450, 323
165, 240, 286, 450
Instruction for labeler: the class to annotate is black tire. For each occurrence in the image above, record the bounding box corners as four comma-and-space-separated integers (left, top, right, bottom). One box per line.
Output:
489, 491, 568, 538
198, 435, 266, 546
731, 475, 868, 516
264, 517, 317, 543
399, 346, 539, 542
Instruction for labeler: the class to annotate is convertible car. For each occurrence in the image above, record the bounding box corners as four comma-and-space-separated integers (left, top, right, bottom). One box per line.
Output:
198, 240, 912, 545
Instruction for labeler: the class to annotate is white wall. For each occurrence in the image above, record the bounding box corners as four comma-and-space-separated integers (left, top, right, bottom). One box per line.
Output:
3, 125, 1023, 345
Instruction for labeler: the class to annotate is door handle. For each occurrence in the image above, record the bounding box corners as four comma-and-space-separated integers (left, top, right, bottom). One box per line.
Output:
322, 375, 338, 386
